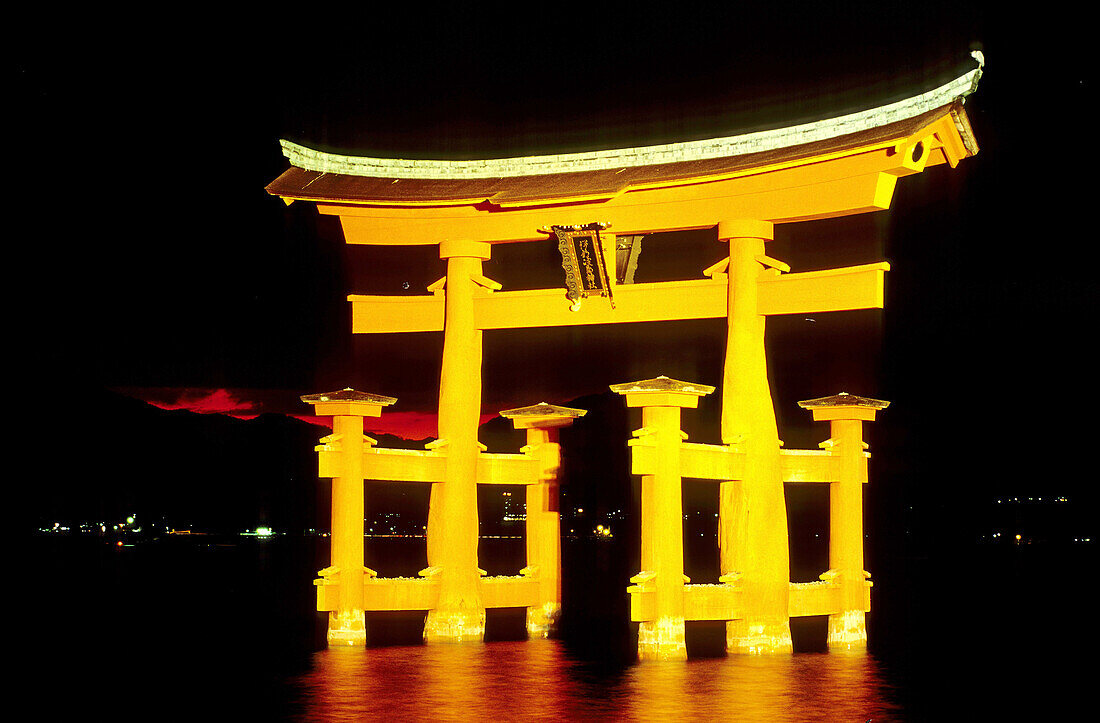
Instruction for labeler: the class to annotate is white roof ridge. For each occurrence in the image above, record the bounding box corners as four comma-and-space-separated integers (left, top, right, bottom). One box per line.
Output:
280, 59, 982, 181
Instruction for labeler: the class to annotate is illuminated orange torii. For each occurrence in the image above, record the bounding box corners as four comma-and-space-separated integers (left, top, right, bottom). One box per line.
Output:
613, 376, 887, 659
268, 57, 982, 655
300, 390, 580, 645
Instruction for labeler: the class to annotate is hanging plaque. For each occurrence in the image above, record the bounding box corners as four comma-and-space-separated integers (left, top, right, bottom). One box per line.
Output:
549, 222, 615, 311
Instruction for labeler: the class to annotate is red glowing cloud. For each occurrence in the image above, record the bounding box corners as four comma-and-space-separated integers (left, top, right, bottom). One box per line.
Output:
141, 388, 261, 420
121, 387, 497, 441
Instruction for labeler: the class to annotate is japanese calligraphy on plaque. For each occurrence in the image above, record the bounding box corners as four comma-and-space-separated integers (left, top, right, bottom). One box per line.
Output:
548, 223, 615, 311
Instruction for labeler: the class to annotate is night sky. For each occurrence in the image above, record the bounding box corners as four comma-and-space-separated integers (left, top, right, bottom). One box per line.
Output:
12, 5, 1095, 536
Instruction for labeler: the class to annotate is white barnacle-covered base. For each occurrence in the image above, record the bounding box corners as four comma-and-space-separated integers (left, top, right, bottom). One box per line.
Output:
827, 609, 868, 650
327, 608, 367, 646
637, 616, 687, 661
726, 621, 794, 655
526, 602, 561, 639
423, 607, 486, 643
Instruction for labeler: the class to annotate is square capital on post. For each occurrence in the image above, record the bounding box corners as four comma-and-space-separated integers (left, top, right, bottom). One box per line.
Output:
499, 402, 587, 430
610, 375, 715, 408
439, 240, 492, 260
300, 388, 398, 418
718, 219, 774, 242
797, 392, 889, 422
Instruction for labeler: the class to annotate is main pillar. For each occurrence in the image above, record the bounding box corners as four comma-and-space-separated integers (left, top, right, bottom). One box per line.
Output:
423, 239, 492, 642
799, 393, 888, 649
613, 376, 714, 661
717, 219, 793, 654
500, 402, 586, 638
301, 388, 396, 646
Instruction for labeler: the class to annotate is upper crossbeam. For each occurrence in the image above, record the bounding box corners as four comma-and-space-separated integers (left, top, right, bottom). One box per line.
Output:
349, 262, 889, 334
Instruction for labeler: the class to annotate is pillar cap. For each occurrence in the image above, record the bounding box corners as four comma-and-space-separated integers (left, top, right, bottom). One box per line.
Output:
500, 402, 587, 429
301, 387, 397, 417
610, 375, 714, 408
798, 392, 889, 421
717, 219, 774, 241
439, 239, 491, 259
611, 375, 715, 395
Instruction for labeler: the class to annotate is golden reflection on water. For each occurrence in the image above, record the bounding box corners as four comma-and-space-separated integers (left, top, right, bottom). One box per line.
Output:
293, 640, 899, 721
627, 650, 899, 721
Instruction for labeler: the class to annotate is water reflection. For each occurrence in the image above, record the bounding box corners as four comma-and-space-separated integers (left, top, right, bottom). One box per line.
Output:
629, 651, 899, 721
292, 641, 899, 721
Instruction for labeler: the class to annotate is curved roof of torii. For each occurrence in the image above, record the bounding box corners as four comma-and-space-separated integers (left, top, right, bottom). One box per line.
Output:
266, 53, 982, 210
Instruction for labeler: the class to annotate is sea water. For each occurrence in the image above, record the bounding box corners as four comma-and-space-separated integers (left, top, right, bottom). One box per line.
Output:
30, 535, 1092, 721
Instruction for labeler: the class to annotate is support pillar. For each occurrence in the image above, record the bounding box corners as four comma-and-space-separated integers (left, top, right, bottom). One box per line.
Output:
301, 388, 396, 646
717, 219, 793, 654
424, 239, 492, 642
799, 393, 888, 650
613, 376, 714, 661
501, 402, 586, 638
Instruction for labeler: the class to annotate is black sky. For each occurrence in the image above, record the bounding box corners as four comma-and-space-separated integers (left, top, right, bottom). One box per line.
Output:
11, 5, 1096, 527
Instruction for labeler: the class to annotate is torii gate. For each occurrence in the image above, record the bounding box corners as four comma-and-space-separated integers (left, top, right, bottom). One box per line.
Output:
268, 57, 982, 654
612, 376, 888, 659
299, 389, 580, 645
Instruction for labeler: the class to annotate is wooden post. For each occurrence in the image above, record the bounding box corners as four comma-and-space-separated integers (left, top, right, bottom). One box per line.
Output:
501, 402, 586, 638
424, 239, 492, 642
799, 393, 888, 649
301, 388, 396, 646
613, 376, 714, 661
717, 219, 793, 654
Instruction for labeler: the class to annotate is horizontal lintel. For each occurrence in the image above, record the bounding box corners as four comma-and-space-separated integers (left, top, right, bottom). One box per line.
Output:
318, 448, 539, 485
683, 583, 744, 621
325, 163, 901, 245
788, 580, 870, 617
350, 262, 887, 335
320, 575, 542, 612
779, 449, 837, 484
476, 453, 541, 485
349, 294, 444, 334
362, 577, 440, 611
627, 580, 867, 622
318, 447, 446, 482
630, 440, 744, 480
757, 262, 889, 315
475, 278, 725, 330
629, 583, 744, 622
627, 445, 853, 484
479, 575, 541, 608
